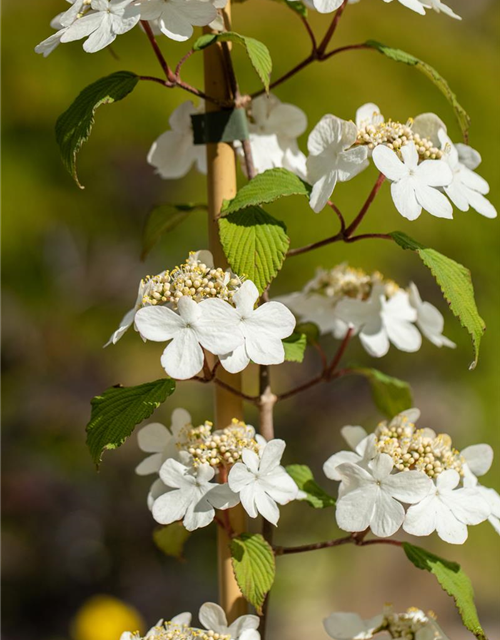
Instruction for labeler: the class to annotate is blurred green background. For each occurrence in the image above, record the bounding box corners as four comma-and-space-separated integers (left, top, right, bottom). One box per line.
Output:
2, 0, 500, 638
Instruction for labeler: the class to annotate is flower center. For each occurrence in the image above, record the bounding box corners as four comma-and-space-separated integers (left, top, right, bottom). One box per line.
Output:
375, 415, 463, 478
305, 264, 400, 302
356, 119, 443, 161
141, 252, 243, 309
127, 621, 231, 640
177, 418, 260, 468
382, 607, 435, 639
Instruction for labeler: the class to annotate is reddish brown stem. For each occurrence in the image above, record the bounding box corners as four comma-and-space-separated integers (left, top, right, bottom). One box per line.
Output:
141, 20, 174, 81
317, 0, 348, 56
328, 201, 346, 234
344, 173, 386, 237
325, 327, 353, 377
275, 535, 403, 555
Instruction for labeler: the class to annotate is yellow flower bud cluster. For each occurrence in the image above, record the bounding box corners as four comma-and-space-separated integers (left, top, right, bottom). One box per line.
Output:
356, 119, 443, 161
177, 418, 260, 468
128, 621, 230, 640
141, 253, 243, 309
375, 414, 463, 478
383, 607, 434, 639
306, 264, 400, 302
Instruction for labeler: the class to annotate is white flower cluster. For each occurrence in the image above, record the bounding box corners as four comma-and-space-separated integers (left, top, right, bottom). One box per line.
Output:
281, 263, 455, 357
323, 409, 498, 543
147, 94, 307, 181
106, 250, 296, 379
324, 604, 449, 640
137, 409, 299, 529
306, 104, 496, 220
297, 0, 459, 18
121, 602, 260, 640
36, 0, 225, 55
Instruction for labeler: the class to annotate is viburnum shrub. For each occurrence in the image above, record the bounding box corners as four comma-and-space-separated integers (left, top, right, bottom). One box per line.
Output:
36, 0, 498, 638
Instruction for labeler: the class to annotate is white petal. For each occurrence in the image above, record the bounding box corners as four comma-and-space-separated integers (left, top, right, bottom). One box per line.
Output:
199, 603, 228, 633
135, 452, 163, 476
249, 301, 296, 340
359, 327, 390, 358
307, 115, 342, 155
384, 470, 432, 504
371, 490, 405, 538
259, 468, 298, 504
455, 143, 482, 170
324, 612, 383, 640
356, 103, 383, 128
228, 462, 255, 492
435, 503, 469, 544
372, 144, 408, 181
254, 488, 280, 525
83, 20, 115, 53
312, 0, 344, 12
60, 13, 103, 42
336, 486, 377, 532
308, 169, 338, 213
416, 159, 453, 187
148, 130, 196, 179
196, 299, 244, 354
242, 449, 261, 473
239, 484, 258, 518
228, 614, 260, 636
259, 439, 285, 474
414, 182, 454, 219
170, 408, 192, 436
403, 494, 439, 537
206, 484, 240, 510
219, 344, 250, 374
465, 188, 497, 219
445, 488, 491, 525
183, 497, 215, 531
323, 451, 362, 482
461, 444, 493, 477
233, 280, 259, 315
341, 425, 369, 450
152, 488, 190, 524
135, 306, 184, 342
160, 330, 204, 380
412, 113, 447, 146
137, 422, 170, 453
391, 179, 422, 221
267, 103, 307, 139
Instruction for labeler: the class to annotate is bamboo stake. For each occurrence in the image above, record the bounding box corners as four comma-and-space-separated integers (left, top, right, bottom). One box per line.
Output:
203, 10, 247, 622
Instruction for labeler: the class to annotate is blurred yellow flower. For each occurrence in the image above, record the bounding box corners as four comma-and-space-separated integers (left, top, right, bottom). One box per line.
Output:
72, 595, 145, 640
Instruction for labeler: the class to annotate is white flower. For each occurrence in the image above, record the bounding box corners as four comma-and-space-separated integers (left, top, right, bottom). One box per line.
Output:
323, 429, 376, 482
462, 444, 500, 535
336, 454, 432, 538
403, 469, 490, 544
135, 408, 192, 475
219, 281, 296, 374
35, 12, 71, 57
148, 101, 207, 179
335, 285, 422, 357
307, 115, 369, 213
60, 0, 140, 53
198, 603, 260, 640
323, 612, 383, 640
134, 296, 244, 380
228, 439, 299, 525
152, 459, 239, 531
439, 130, 497, 219
372, 141, 453, 221
408, 283, 455, 349
420, 0, 461, 19
241, 94, 307, 177
355, 102, 384, 130
129, 0, 220, 42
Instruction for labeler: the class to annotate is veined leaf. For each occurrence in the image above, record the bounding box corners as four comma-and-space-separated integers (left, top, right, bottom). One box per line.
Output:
86, 378, 175, 466
193, 32, 272, 92
403, 543, 485, 639
56, 71, 139, 188
219, 206, 290, 293
153, 523, 191, 560
365, 41, 470, 141
283, 332, 308, 363
391, 231, 485, 369
230, 533, 275, 614
141, 203, 207, 260
352, 368, 413, 418
221, 168, 311, 215
286, 464, 336, 508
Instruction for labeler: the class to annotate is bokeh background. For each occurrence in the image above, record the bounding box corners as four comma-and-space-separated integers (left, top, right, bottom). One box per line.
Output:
2, 0, 500, 638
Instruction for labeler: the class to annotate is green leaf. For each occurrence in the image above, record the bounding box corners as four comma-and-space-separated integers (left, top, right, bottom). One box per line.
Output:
141, 203, 207, 260
283, 332, 307, 363
153, 523, 191, 560
286, 464, 336, 509
352, 368, 413, 418
403, 543, 485, 639
391, 231, 485, 369
365, 41, 470, 141
86, 378, 175, 466
221, 168, 311, 215
56, 71, 139, 188
219, 206, 290, 293
296, 322, 320, 345
193, 32, 272, 92
230, 533, 275, 614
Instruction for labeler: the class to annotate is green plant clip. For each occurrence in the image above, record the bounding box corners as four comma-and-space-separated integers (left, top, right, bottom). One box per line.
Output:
191, 108, 249, 145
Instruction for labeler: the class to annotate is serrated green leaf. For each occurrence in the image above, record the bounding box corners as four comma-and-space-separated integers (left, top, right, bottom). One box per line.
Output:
221, 168, 311, 215
390, 231, 485, 369
56, 71, 139, 188
193, 32, 272, 91
286, 464, 336, 508
403, 543, 485, 639
219, 206, 290, 293
153, 523, 191, 560
141, 203, 207, 260
352, 367, 413, 418
86, 378, 175, 466
365, 41, 470, 141
283, 332, 307, 363
230, 533, 275, 614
